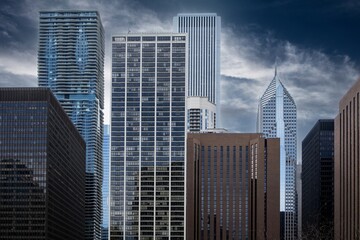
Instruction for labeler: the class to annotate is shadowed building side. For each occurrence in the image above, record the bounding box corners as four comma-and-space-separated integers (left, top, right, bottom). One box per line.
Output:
302, 119, 334, 239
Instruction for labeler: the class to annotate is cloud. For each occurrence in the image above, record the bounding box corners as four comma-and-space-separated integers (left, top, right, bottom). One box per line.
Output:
0, 49, 37, 76
0, 67, 37, 87
219, 25, 359, 160
1, 0, 360, 157
0, 0, 174, 124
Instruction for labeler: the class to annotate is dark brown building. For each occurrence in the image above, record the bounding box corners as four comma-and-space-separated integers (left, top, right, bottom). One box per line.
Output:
186, 132, 280, 240
0, 88, 86, 240
335, 79, 360, 240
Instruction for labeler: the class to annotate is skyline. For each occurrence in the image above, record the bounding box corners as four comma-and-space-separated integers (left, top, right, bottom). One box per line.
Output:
1, 0, 360, 162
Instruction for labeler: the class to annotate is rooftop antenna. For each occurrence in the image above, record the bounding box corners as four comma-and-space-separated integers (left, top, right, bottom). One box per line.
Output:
128, 28, 131, 34
275, 57, 279, 76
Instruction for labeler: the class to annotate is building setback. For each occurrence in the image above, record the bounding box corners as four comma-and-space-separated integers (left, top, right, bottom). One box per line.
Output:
302, 119, 334, 239
335, 78, 360, 240
0, 88, 86, 240
186, 133, 280, 240
187, 96, 216, 132
38, 11, 104, 239
173, 13, 221, 128
257, 69, 297, 239
110, 33, 187, 239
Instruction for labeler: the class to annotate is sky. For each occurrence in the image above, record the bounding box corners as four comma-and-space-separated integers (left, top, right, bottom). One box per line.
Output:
1, 0, 360, 162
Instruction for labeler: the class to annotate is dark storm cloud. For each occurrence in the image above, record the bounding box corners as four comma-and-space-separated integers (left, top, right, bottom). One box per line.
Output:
0, 68, 37, 87
0, 0, 360, 161
219, 76, 260, 133
0, 0, 37, 54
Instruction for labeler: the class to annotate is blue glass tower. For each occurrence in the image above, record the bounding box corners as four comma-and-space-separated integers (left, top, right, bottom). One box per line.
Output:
257, 68, 297, 239
102, 124, 110, 240
110, 33, 187, 239
38, 11, 104, 240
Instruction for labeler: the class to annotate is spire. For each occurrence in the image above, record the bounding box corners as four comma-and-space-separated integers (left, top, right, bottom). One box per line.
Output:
275, 65, 278, 77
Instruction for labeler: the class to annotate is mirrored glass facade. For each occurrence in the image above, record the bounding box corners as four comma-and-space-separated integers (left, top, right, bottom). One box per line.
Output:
257, 70, 297, 239
302, 119, 334, 239
38, 11, 104, 240
110, 34, 187, 239
0, 88, 86, 240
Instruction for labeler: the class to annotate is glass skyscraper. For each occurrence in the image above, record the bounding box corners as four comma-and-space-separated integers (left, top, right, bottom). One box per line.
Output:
102, 125, 110, 240
173, 13, 221, 128
257, 69, 297, 239
38, 11, 104, 240
110, 33, 187, 239
0, 88, 86, 240
302, 119, 334, 239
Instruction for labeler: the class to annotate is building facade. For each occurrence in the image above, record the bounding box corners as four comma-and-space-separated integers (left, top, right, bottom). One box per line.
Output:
0, 88, 86, 240
186, 133, 280, 240
187, 96, 216, 132
296, 163, 302, 239
302, 119, 334, 239
38, 11, 104, 239
335, 79, 360, 240
102, 125, 110, 240
173, 13, 221, 127
257, 69, 297, 239
110, 33, 187, 239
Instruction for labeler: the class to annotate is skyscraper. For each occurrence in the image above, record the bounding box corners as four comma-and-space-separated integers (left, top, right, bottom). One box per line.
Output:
0, 88, 86, 240
38, 11, 104, 239
335, 78, 360, 240
173, 13, 221, 128
110, 33, 187, 238
102, 125, 110, 240
257, 69, 297, 239
302, 119, 334, 239
186, 133, 280, 240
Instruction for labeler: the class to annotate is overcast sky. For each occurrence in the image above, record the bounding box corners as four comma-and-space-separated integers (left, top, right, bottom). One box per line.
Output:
1, 0, 360, 162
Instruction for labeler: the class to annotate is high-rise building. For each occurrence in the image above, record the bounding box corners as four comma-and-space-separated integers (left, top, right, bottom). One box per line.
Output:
0, 88, 86, 240
173, 13, 221, 128
257, 69, 297, 239
186, 132, 280, 240
187, 96, 216, 132
102, 125, 110, 240
38, 11, 104, 239
110, 33, 187, 239
302, 119, 334, 239
335, 78, 360, 240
